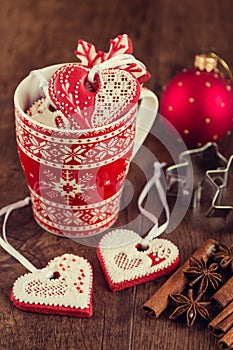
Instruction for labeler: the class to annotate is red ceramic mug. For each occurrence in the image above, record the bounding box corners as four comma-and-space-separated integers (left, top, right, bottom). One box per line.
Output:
14, 64, 158, 237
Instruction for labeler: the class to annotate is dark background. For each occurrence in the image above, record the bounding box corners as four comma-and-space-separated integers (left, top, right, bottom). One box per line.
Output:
0, 1, 232, 349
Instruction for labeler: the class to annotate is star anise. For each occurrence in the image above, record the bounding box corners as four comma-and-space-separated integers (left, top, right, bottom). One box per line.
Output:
183, 256, 222, 293
169, 289, 210, 326
214, 243, 233, 271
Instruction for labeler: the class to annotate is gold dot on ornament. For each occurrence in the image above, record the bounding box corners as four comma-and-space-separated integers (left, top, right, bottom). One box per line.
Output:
189, 97, 195, 103
183, 68, 188, 72
214, 73, 219, 78
205, 118, 211, 124
213, 134, 218, 140
226, 85, 231, 91
177, 81, 183, 87
197, 142, 202, 147
168, 106, 173, 111
205, 82, 211, 87
221, 102, 225, 107
195, 71, 201, 76
227, 130, 231, 136
184, 129, 190, 134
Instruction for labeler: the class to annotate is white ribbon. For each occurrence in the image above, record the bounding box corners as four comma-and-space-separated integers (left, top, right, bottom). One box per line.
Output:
30, 69, 57, 109
87, 54, 146, 83
138, 162, 170, 246
0, 197, 38, 272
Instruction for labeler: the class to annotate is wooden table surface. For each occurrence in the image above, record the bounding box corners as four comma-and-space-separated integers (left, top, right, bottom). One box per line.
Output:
0, 1, 233, 349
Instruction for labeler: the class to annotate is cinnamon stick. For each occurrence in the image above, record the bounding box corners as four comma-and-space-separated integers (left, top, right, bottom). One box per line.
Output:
211, 277, 233, 309
209, 301, 233, 337
143, 238, 217, 317
218, 327, 233, 350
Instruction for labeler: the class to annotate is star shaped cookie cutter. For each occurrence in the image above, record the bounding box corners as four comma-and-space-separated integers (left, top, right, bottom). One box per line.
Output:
166, 142, 228, 209
205, 155, 233, 218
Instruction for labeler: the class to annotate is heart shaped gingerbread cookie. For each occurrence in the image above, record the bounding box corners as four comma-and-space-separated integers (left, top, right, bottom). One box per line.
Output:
48, 64, 140, 129
97, 229, 180, 292
11, 254, 93, 317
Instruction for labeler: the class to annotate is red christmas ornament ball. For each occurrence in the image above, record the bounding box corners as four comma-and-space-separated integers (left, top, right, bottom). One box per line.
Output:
159, 58, 233, 147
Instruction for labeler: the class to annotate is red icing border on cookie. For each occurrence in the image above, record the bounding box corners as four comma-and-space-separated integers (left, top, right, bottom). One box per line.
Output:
10, 290, 93, 318
97, 248, 180, 292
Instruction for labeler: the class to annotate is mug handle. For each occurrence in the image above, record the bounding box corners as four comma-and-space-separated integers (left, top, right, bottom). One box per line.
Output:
132, 87, 159, 158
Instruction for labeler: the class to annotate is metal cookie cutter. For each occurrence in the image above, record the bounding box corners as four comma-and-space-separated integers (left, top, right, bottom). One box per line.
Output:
166, 142, 228, 209
205, 155, 233, 218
